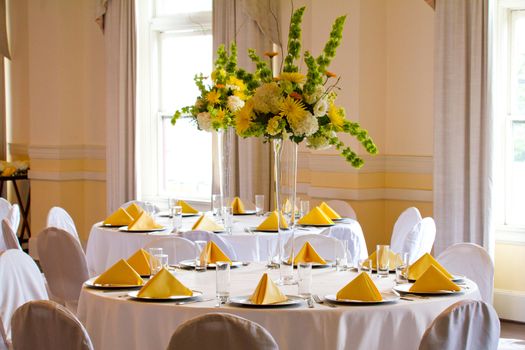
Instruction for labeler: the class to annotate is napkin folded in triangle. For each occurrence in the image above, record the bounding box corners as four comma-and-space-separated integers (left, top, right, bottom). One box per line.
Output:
103, 208, 134, 226
127, 248, 154, 276
231, 197, 246, 214
199, 241, 232, 265
127, 211, 163, 231
249, 273, 287, 305
409, 265, 461, 292
297, 206, 334, 226
319, 202, 342, 220
137, 267, 193, 298
408, 253, 453, 280
191, 215, 224, 231
94, 259, 144, 286
293, 242, 327, 265
367, 250, 402, 270
126, 203, 144, 220
256, 211, 289, 231
336, 272, 383, 301
177, 200, 199, 214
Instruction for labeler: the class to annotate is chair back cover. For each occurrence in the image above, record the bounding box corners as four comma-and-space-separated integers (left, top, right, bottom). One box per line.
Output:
120, 200, 160, 214
11, 300, 93, 350
418, 299, 500, 350
326, 199, 357, 220
0, 198, 11, 222
285, 234, 344, 261
390, 207, 422, 254
46, 207, 80, 243
36, 227, 89, 306
181, 230, 238, 260
416, 217, 436, 258
7, 204, 20, 234
167, 313, 278, 350
437, 243, 494, 304
2, 219, 21, 251
321, 225, 369, 261
143, 237, 196, 264
0, 250, 48, 347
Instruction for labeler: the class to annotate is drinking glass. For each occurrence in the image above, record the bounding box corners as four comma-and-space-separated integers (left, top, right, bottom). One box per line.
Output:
358, 258, 372, 276
216, 261, 230, 305
144, 201, 156, 216
172, 205, 183, 233
148, 248, 163, 275
167, 198, 177, 217
267, 243, 276, 269
395, 252, 409, 284
279, 240, 295, 285
300, 200, 310, 217
376, 245, 390, 278
335, 240, 348, 272
212, 194, 222, 216
255, 194, 265, 216
297, 262, 312, 297
194, 240, 208, 272
222, 207, 233, 235
154, 253, 169, 271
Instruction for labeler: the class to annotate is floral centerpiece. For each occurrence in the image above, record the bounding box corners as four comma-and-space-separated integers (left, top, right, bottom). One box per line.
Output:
0, 160, 29, 177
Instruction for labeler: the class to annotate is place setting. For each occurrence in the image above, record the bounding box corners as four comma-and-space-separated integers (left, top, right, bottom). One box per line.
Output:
177, 241, 243, 270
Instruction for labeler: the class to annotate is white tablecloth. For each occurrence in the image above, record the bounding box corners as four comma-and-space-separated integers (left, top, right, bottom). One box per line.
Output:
85, 214, 368, 275
77, 263, 481, 350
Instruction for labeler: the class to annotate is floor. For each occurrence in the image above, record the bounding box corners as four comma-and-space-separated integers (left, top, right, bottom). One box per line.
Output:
501, 320, 525, 340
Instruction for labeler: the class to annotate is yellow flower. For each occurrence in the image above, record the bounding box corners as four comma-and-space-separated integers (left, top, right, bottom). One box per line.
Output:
211, 69, 226, 83
233, 89, 247, 100
212, 108, 227, 124
325, 70, 337, 78
327, 102, 345, 129
2, 166, 16, 177
279, 72, 306, 84
206, 90, 221, 105
266, 116, 282, 136
279, 96, 307, 127
227, 76, 245, 90
235, 100, 254, 134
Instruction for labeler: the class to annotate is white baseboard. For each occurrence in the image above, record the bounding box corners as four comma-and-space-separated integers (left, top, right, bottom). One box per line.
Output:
494, 289, 525, 322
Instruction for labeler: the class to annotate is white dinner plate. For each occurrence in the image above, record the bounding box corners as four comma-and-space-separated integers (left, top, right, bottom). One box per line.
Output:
297, 223, 335, 228
182, 212, 201, 217
228, 295, 305, 308
324, 293, 399, 305
118, 226, 167, 233
408, 274, 466, 283
127, 290, 203, 301
251, 226, 291, 233
100, 223, 126, 228
392, 283, 465, 296
282, 260, 333, 269
84, 278, 144, 290
233, 210, 257, 216
178, 260, 243, 269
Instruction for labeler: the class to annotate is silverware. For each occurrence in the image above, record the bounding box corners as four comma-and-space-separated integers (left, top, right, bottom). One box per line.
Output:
312, 294, 337, 308
244, 227, 255, 235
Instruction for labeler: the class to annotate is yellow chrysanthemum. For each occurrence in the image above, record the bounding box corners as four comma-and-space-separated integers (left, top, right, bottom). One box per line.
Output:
279, 72, 306, 84
266, 116, 283, 136
227, 76, 246, 90
206, 90, 221, 105
327, 102, 345, 129
213, 108, 227, 124
279, 96, 307, 127
235, 100, 254, 134
233, 89, 247, 100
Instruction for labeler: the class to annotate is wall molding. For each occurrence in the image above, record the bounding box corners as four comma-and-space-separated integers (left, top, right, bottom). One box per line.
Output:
28, 144, 106, 160
28, 170, 106, 182
494, 289, 525, 322
9, 143, 29, 157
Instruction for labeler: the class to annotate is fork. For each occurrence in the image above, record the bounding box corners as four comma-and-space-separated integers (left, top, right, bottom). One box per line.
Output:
312, 294, 337, 308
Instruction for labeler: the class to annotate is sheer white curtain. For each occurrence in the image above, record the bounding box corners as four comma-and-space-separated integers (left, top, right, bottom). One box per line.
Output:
433, 0, 493, 256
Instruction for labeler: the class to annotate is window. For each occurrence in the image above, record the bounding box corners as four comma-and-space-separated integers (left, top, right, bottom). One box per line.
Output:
494, 2, 525, 240
136, 1, 213, 205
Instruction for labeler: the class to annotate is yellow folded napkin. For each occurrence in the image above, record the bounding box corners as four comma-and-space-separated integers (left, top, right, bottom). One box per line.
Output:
319, 202, 342, 220
137, 267, 193, 298
94, 259, 144, 286
408, 253, 453, 280
297, 206, 334, 226
336, 272, 383, 301
103, 207, 134, 226
191, 215, 224, 231
127, 211, 163, 231
127, 249, 154, 276
293, 242, 327, 265
409, 265, 461, 293
367, 250, 402, 270
177, 200, 199, 214
231, 197, 245, 214
256, 211, 289, 231
249, 273, 287, 305
199, 241, 232, 265
126, 203, 144, 220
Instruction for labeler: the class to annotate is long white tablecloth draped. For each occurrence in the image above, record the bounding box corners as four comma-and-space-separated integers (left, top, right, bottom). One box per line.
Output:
77, 263, 481, 350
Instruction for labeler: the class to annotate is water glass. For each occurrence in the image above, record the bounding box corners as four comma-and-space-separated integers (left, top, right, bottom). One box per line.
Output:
255, 194, 265, 216
148, 248, 163, 275
212, 194, 222, 216
154, 253, 169, 271
376, 245, 390, 278
195, 240, 208, 272
267, 243, 277, 269
358, 258, 372, 276
144, 201, 156, 216
395, 252, 410, 284
297, 262, 312, 297
279, 241, 295, 285
171, 205, 183, 232
222, 207, 233, 234
216, 261, 230, 304
300, 200, 310, 217
335, 240, 348, 272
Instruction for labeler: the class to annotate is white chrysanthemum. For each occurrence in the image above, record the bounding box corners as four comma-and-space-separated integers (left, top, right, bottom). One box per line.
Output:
313, 98, 329, 117
252, 82, 282, 114
196, 112, 213, 132
227, 95, 244, 112
304, 85, 324, 104
290, 111, 319, 137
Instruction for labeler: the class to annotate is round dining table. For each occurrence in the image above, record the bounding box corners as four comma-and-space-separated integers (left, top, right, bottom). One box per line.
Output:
77, 263, 481, 350
85, 213, 368, 275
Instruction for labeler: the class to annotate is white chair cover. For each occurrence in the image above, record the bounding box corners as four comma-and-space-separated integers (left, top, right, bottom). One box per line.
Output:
181, 230, 238, 261
167, 313, 278, 350
437, 243, 494, 304
143, 237, 196, 264
7, 204, 20, 235
418, 299, 500, 350
284, 234, 344, 261
47, 207, 81, 244
37, 227, 89, 313
326, 199, 357, 219
0, 198, 11, 222
393, 216, 432, 264
321, 225, 369, 261
390, 207, 422, 254
417, 217, 436, 257
11, 300, 94, 350
0, 250, 48, 348
2, 219, 21, 250
120, 200, 160, 214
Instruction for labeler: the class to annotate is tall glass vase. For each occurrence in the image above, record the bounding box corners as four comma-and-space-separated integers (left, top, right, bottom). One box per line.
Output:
216, 128, 233, 216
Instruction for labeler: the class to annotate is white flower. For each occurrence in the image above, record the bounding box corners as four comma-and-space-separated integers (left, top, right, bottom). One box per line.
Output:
304, 85, 324, 104
313, 98, 329, 117
290, 111, 319, 137
227, 95, 244, 112
252, 82, 282, 114
12, 161, 29, 171
196, 112, 213, 131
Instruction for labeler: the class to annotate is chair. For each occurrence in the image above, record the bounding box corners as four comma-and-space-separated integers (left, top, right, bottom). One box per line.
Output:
418, 299, 500, 350
120, 200, 160, 214
437, 243, 494, 304
326, 199, 357, 220
321, 225, 369, 261
284, 234, 344, 261
7, 204, 20, 235
47, 207, 81, 244
11, 300, 93, 350
392, 216, 432, 264
167, 313, 278, 350
390, 207, 422, 254
2, 219, 21, 250
37, 227, 89, 314
181, 230, 238, 261
0, 197, 11, 222
416, 217, 436, 258
143, 237, 196, 265
0, 250, 48, 349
